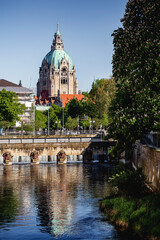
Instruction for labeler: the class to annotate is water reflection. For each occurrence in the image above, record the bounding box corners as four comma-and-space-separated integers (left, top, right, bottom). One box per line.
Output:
0, 164, 119, 240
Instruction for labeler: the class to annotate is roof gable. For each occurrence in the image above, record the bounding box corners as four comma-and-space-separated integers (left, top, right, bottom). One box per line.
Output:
0, 79, 19, 87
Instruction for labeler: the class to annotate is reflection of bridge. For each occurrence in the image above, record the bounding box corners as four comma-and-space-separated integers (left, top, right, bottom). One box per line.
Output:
0, 136, 116, 163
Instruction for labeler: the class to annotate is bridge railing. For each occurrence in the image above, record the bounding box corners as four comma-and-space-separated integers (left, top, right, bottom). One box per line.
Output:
0, 129, 102, 136
0, 136, 105, 144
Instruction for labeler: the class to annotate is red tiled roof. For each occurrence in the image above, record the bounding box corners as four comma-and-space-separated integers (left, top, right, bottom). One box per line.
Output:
60, 94, 84, 107
0, 79, 19, 87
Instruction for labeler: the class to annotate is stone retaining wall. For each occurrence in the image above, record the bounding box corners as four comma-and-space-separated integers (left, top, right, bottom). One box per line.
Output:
133, 143, 160, 191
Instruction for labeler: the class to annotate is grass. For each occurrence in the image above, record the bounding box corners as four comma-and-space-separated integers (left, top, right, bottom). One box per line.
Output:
100, 193, 160, 239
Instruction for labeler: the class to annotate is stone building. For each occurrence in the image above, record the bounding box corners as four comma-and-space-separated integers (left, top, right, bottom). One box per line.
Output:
37, 24, 78, 99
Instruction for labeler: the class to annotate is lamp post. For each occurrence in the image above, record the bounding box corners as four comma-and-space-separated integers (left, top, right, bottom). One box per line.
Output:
34, 105, 36, 135
55, 120, 61, 133
62, 107, 64, 134
89, 120, 95, 134
77, 116, 79, 134
100, 124, 102, 141
21, 121, 23, 135
48, 108, 50, 135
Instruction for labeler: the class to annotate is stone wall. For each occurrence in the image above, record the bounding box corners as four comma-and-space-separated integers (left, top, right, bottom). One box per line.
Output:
132, 143, 160, 191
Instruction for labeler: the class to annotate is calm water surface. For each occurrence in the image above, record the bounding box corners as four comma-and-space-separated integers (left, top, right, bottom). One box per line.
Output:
0, 164, 122, 240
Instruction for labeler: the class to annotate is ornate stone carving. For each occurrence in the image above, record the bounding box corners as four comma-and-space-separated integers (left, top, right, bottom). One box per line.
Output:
3, 152, 13, 165
30, 151, 39, 165
57, 150, 67, 164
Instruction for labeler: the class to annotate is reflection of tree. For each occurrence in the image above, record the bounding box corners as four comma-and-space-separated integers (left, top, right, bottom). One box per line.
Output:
82, 165, 114, 198
0, 188, 19, 224
0, 167, 19, 225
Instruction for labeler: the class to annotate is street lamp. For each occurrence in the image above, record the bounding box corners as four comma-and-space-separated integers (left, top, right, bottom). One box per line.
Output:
100, 124, 103, 141
89, 120, 95, 134
55, 120, 61, 132
34, 105, 36, 135
48, 108, 50, 135
62, 107, 64, 134
77, 116, 79, 134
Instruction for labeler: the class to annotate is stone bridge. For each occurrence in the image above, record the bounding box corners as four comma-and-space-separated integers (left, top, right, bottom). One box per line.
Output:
0, 136, 116, 164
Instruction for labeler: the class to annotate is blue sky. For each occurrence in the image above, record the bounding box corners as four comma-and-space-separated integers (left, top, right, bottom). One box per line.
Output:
0, 0, 128, 93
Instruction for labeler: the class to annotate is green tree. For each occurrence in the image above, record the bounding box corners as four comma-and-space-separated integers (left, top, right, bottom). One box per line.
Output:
94, 78, 116, 118
91, 118, 102, 130
108, 0, 160, 155
43, 107, 62, 130
65, 116, 77, 130
23, 123, 33, 132
89, 79, 101, 99
0, 121, 12, 135
65, 98, 83, 118
82, 98, 98, 119
50, 104, 62, 119
101, 113, 109, 129
0, 89, 25, 125
35, 110, 47, 130
80, 118, 90, 130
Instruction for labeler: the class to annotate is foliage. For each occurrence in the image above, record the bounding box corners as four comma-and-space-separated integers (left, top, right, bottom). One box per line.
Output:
50, 104, 62, 119
64, 77, 115, 128
108, 167, 148, 197
100, 194, 160, 238
65, 98, 83, 118
89, 79, 102, 99
23, 124, 33, 132
81, 91, 89, 98
0, 89, 25, 124
0, 188, 19, 223
82, 99, 98, 119
79, 118, 90, 130
49, 109, 60, 130
101, 113, 109, 129
43, 108, 61, 130
35, 110, 47, 130
93, 78, 116, 118
0, 121, 13, 130
65, 116, 77, 130
108, 0, 160, 154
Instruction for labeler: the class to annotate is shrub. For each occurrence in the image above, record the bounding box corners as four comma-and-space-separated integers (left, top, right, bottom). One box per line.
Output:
108, 168, 148, 197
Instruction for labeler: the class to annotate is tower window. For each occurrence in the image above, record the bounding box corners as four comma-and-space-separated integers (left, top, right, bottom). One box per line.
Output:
61, 79, 67, 84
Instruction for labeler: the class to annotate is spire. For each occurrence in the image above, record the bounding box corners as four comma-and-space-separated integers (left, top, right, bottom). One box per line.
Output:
56, 22, 61, 36
51, 24, 64, 50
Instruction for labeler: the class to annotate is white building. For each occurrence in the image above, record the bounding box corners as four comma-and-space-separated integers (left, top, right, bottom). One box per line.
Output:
0, 79, 35, 126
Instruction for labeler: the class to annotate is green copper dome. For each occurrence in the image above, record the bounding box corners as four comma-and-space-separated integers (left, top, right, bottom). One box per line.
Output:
41, 25, 74, 70
42, 49, 74, 70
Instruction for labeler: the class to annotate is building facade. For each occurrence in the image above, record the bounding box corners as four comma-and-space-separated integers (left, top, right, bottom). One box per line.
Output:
0, 79, 34, 126
37, 25, 78, 99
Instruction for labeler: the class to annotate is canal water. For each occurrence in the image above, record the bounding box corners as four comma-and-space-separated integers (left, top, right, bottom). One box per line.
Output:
0, 164, 123, 240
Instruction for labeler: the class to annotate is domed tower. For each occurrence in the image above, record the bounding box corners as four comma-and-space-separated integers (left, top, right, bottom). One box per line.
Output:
37, 24, 78, 98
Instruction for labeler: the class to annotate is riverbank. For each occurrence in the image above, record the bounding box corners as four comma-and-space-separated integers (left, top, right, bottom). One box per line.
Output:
100, 193, 160, 240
